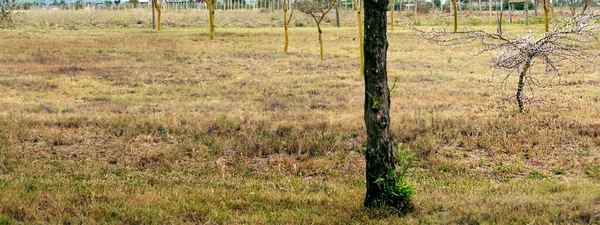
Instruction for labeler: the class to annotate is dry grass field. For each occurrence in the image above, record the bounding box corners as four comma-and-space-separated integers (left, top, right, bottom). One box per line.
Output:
1, 9, 600, 224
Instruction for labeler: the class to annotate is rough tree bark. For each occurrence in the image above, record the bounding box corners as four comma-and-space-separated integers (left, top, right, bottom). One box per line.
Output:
516, 57, 531, 112
363, 0, 396, 208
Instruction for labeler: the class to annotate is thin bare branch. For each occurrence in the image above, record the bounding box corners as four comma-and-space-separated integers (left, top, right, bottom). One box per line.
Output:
412, 13, 600, 111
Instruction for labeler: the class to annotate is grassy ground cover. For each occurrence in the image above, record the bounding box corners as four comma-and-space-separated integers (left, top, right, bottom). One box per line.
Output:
1, 9, 599, 224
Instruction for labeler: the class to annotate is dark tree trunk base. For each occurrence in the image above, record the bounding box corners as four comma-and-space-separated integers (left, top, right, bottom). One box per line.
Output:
363, 0, 412, 213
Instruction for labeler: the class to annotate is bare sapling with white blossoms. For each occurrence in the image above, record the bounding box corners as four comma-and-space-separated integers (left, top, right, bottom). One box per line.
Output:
414, 13, 600, 112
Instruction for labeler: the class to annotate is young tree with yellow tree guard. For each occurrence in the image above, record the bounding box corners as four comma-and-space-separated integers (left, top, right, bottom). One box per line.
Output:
205, 0, 216, 40
351, 0, 364, 76
283, 0, 296, 53
450, 0, 458, 32
297, 0, 338, 61
152, 0, 161, 31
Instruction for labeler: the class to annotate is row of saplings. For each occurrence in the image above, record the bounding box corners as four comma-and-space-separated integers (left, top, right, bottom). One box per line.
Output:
148, 0, 600, 113
146, 0, 600, 211
2, 0, 596, 213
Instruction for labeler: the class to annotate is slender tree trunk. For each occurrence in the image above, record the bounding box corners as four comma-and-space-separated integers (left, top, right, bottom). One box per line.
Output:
284, 0, 289, 52
489, 0, 492, 15
570, 0, 576, 16
534, 0, 538, 16
399, 0, 403, 14
497, 0, 503, 34
363, 0, 396, 209
478, 0, 481, 11
317, 23, 324, 60
525, 0, 529, 25
509, 3, 512, 23
152, 0, 156, 29
516, 58, 531, 112
352, 0, 365, 76
390, 0, 394, 30
470, 0, 473, 13
209, 0, 215, 39
336, 4, 340, 27
441, 0, 444, 13
550, 0, 554, 18
542, 0, 549, 31
451, 0, 458, 32
399, 0, 402, 14
414, 0, 417, 14
152, 0, 161, 30
581, 0, 589, 14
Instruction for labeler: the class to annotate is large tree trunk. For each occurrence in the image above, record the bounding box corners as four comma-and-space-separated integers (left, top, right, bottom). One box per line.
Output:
363, 0, 396, 208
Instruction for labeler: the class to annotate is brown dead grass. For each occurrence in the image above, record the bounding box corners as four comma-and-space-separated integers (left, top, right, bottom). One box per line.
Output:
0, 9, 600, 224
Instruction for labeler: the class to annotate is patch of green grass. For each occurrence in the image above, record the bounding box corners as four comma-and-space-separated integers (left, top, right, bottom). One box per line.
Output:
0, 216, 11, 225
527, 169, 548, 179
552, 167, 566, 175
584, 165, 600, 181
435, 162, 454, 172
